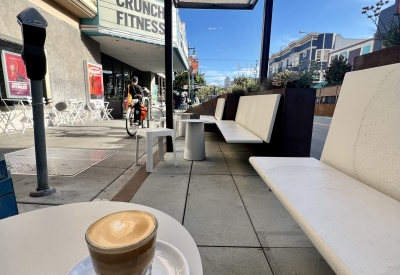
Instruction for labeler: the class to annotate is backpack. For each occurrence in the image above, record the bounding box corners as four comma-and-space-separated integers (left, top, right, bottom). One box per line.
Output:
137, 102, 148, 121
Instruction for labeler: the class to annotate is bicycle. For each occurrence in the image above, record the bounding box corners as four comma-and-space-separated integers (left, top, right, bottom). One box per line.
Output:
126, 94, 164, 136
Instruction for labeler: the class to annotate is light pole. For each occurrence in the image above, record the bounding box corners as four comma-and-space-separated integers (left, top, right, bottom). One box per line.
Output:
299, 31, 312, 67
188, 45, 195, 100
279, 44, 287, 72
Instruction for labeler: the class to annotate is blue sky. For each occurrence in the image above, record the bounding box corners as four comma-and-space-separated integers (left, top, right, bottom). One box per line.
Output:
178, 0, 396, 85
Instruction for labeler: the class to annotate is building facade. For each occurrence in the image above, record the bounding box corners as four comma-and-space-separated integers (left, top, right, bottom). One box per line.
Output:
267, 33, 365, 79
0, 0, 189, 118
373, 0, 400, 51
327, 39, 374, 68
224, 77, 231, 87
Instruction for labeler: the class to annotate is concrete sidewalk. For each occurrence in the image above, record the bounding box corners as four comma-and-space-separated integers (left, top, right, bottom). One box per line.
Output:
0, 120, 153, 211
0, 117, 332, 274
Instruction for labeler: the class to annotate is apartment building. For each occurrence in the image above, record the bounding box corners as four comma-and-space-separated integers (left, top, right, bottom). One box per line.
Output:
267, 33, 365, 79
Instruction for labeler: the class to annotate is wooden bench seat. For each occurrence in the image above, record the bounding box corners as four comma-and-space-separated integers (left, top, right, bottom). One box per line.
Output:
249, 63, 400, 275
200, 98, 225, 124
216, 94, 280, 143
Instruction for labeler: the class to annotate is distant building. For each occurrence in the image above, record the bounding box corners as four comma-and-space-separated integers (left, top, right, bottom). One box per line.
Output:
327, 38, 374, 68
267, 33, 366, 80
230, 80, 234, 86
224, 77, 231, 87
373, 0, 400, 51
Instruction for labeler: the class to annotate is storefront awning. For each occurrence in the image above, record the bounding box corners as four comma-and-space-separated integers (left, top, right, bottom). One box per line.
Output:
173, 0, 258, 10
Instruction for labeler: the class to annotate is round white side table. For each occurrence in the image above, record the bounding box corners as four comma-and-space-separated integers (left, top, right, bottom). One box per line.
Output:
180, 119, 209, 161
177, 113, 193, 137
0, 202, 203, 275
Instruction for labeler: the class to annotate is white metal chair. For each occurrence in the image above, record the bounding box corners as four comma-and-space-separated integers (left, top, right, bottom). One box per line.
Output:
68, 99, 85, 125
44, 99, 58, 127
86, 102, 102, 122
54, 102, 70, 126
135, 128, 177, 172
103, 101, 113, 120
0, 103, 21, 136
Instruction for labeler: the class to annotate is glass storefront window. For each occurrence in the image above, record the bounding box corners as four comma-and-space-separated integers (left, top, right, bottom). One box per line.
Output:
101, 53, 114, 101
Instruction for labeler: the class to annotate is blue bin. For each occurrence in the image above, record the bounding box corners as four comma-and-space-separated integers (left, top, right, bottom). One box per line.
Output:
0, 155, 18, 219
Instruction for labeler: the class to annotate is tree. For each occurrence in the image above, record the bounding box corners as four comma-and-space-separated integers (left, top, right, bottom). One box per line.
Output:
362, 0, 400, 48
173, 71, 206, 93
324, 56, 352, 86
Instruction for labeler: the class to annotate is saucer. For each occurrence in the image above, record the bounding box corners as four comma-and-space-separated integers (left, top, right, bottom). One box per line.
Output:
67, 240, 190, 275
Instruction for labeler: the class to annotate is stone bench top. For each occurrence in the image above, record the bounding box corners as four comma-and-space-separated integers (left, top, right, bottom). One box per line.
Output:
249, 156, 400, 275
216, 120, 263, 143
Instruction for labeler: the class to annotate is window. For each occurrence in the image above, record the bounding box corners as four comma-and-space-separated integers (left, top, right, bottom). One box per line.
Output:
289, 57, 294, 67
321, 96, 336, 104
316, 50, 322, 61
323, 50, 330, 61
303, 50, 308, 58
294, 55, 299, 66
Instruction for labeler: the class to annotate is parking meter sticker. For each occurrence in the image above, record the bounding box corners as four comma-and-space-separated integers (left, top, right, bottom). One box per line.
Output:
1, 51, 31, 98
26, 18, 43, 26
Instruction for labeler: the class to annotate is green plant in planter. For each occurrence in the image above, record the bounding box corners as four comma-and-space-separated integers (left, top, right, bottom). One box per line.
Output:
294, 60, 322, 88
272, 70, 299, 88
323, 55, 352, 86
231, 85, 247, 95
362, 0, 400, 48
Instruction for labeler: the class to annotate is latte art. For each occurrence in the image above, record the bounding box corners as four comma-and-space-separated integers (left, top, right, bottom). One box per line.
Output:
87, 211, 157, 249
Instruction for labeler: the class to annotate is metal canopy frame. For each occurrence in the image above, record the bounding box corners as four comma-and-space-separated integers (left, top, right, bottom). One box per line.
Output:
173, 0, 259, 10
165, 0, 271, 152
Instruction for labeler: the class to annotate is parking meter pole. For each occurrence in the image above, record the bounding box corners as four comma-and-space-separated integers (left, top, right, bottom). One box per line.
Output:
29, 80, 55, 197
17, 8, 56, 197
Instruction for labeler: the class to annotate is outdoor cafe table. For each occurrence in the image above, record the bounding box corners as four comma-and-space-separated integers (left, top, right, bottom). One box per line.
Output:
0, 201, 203, 275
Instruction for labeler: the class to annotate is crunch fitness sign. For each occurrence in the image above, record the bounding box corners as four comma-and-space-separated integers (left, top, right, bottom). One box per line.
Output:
99, 0, 165, 40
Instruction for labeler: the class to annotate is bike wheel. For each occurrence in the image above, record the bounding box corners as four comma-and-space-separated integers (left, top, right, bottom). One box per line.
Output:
150, 107, 164, 122
126, 109, 138, 136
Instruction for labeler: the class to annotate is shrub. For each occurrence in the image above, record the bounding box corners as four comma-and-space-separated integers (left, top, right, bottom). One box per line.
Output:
324, 56, 352, 86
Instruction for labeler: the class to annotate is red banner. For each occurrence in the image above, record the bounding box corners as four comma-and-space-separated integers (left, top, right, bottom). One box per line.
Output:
1, 51, 31, 98
85, 61, 103, 101
190, 57, 199, 76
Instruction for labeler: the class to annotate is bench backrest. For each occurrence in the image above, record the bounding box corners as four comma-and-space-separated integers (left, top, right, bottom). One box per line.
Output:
321, 63, 400, 202
235, 94, 280, 143
214, 98, 226, 120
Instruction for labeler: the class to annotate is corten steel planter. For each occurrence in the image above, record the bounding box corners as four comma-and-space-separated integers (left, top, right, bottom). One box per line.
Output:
243, 88, 316, 157
353, 44, 400, 71
189, 89, 316, 157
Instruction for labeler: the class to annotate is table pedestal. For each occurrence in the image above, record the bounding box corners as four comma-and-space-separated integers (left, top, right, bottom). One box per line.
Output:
178, 113, 192, 137
184, 122, 205, 160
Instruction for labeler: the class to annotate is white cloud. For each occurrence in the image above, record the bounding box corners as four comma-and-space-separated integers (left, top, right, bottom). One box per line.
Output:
208, 27, 217, 30
202, 67, 260, 85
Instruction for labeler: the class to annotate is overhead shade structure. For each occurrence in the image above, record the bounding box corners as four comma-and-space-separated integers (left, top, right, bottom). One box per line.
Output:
173, 0, 259, 10
165, 0, 270, 152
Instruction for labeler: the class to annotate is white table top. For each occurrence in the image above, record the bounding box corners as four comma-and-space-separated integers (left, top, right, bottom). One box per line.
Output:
180, 119, 209, 123
0, 202, 203, 275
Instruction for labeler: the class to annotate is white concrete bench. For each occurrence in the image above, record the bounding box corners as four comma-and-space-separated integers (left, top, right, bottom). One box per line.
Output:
200, 98, 225, 124
216, 94, 280, 143
250, 63, 400, 275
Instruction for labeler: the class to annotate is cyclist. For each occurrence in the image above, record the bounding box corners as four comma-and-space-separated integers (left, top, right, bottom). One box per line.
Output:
127, 76, 144, 124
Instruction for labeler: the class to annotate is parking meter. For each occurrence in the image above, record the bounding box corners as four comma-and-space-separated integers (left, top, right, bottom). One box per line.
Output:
17, 8, 55, 197
17, 8, 48, 80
